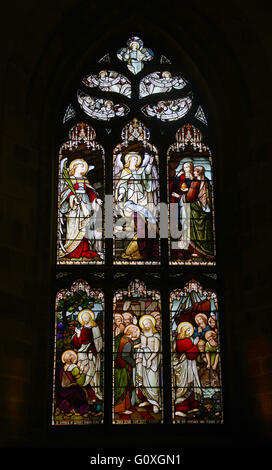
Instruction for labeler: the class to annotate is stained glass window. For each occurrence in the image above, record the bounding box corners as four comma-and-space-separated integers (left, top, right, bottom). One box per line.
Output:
63, 104, 76, 123
78, 91, 130, 120
194, 105, 208, 125
57, 122, 105, 264
170, 279, 222, 423
53, 35, 223, 427
139, 71, 187, 98
83, 70, 131, 97
117, 36, 154, 74
168, 124, 216, 265
52, 280, 104, 424
113, 118, 160, 264
142, 96, 192, 121
113, 280, 163, 423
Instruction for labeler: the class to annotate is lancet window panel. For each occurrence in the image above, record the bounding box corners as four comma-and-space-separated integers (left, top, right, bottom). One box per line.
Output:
113, 118, 160, 264
57, 122, 105, 265
168, 124, 216, 266
170, 279, 223, 424
113, 279, 163, 424
52, 279, 105, 425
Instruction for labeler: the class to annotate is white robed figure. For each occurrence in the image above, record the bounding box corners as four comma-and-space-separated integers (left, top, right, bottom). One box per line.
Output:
114, 151, 158, 217
58, 158, 103, 260
114, 151, 159, 260
135, 315, 161, 413
172, 322, 202, 416
71, 309, 103, 401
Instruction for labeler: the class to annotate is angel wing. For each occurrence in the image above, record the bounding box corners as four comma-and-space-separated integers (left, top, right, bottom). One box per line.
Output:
142, 152, 159, 208
84, 74, 99, 87
59, 158, 69, 199
113, 152, 124, 180
58, 157, 70, 255
141, 152, 151, 169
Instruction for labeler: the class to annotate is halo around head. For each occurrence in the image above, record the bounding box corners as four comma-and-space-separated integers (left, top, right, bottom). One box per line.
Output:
125, 152, 142, 167
177, 321, 194, 337
78, 309, 95, 325
61, 349, 78, 364
69, 158, 89, 175
139, 314, 156, 329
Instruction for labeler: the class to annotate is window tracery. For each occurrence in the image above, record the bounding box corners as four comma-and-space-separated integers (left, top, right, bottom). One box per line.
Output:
53, 35, 222, 426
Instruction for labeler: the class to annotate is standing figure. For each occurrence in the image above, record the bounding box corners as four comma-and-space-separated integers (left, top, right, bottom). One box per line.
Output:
205, 330, 220, 371
114, 324, 140, 415
170, 161, 194, 232
184, 165, 214, 259
59, 158, 103, 261
136, 315, 161, 414
114, 314, 125, 337
71, 309, 103, 401
114, 151, 159, 261
192, 313, 211, 342
173, 322, 202, 417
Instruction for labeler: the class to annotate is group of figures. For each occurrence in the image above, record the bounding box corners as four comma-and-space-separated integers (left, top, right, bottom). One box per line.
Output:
142, 96, 192, 121
169, 157, 214, 264
52, 279, 222, 425
57, 121, 215, 266
78, 91, 129, 121
83, 70, 131, 97
171, 281, 222, 422
139, 71, 187, 98
53, 283, 104, 424
113, 283, 162, 423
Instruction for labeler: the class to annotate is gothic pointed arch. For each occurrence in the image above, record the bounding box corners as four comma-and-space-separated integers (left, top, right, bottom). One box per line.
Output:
52, 32, 223, 426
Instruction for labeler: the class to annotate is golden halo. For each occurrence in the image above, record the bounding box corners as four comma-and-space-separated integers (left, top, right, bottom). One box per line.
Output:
78, 309, 95, 325
139, 314, 156, 329
205, 329, 215, 340
177, 321, 194, 337
69, 158, 88, 175
61, 349, 78, 364
124, 152, 142, 167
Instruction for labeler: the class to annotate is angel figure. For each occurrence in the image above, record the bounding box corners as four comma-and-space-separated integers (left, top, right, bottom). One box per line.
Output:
117, 37, 154, 75
142, 96, 192, 121
113, 150, 159, 261
58, 158, 103, 261
140, 71, 186, 98
83, 70, 131, 97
